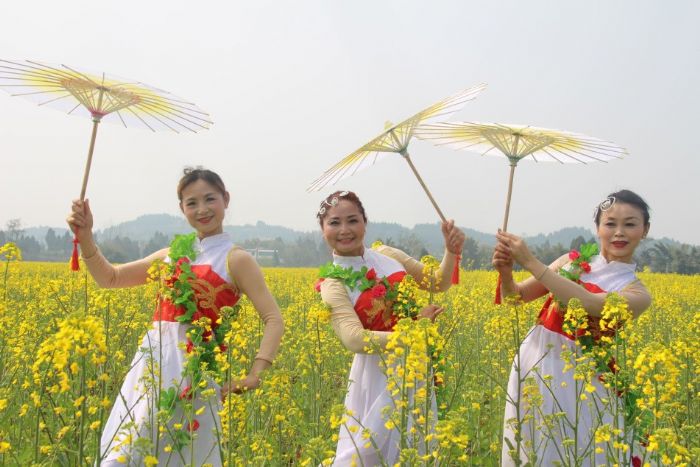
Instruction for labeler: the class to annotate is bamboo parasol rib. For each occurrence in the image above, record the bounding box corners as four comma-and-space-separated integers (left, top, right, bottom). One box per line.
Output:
0, 58, 213, 269
307, 84, 487, 222
415, 122, 627, 230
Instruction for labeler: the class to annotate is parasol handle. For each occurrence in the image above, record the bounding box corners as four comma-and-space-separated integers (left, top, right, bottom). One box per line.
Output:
400, 149, 447, 223
79, 117, 101, 201
502, 134, 522, 232
72, 116, 101, 272
502, 163, 517, 232
496, 163, 518, 302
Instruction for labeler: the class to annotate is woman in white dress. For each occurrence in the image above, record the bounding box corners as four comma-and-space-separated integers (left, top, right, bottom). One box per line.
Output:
316, 190, 465, 466
67, 168, 284, 466
493, 189, 652, 466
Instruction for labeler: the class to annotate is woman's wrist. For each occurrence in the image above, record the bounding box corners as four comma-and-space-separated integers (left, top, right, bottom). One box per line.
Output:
444, 247, 460, 257
253, 356, 273, 367
250, 357, 272, 380
499, 271, 518, 291
499, 269, 514, 281
80, 238, 99, 259
526, 260, 548, 281
535, 267, 549, 281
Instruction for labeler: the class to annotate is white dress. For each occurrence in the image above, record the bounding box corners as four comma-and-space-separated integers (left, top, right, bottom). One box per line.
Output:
330, 248, 436, 467
501, 255, 644, 467
101, 233, 238, 466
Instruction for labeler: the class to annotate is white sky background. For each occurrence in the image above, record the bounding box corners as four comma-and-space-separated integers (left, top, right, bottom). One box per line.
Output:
1, 1, 698, 244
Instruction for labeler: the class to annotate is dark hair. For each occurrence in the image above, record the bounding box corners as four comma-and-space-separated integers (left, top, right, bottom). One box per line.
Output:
177, 167, 227, 201
317, 190, 367, 226
594, 189, 650, 226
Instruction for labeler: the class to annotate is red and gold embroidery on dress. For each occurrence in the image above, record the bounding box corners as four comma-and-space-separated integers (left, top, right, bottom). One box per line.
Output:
316, 262, 421, 332
354, 271, 406, 332
154, 264, 240, 322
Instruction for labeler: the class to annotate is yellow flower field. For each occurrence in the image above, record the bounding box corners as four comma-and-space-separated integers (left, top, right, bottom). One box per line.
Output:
0, 253, 698, 465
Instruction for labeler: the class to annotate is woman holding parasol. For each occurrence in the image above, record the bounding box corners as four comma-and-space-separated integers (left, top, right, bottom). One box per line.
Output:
315, 190, 464, 465
493, 189, 651, 466
66, 167, 284, 466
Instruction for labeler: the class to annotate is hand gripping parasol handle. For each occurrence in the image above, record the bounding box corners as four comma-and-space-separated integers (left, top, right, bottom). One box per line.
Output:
390, 130, 458, 283
494, 162, 517, 299
493, 163, 517, 302
400, 148, 463, 284
401, 149, 460, 283
72, 116, 101, 271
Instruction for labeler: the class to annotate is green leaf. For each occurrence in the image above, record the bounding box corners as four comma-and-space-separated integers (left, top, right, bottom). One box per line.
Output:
172, 428, 192, 450
318, 262, 334, 277
558, 269, 577, 282
159, 387, 177, 411
580, 242, 599, 258
578, 335, 595, 353
168, 233, 197, 263
318, 263, 375, 291
504, 437, 514, 451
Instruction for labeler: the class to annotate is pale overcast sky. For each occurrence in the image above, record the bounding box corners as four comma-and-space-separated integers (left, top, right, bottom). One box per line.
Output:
2, 1, 698, 244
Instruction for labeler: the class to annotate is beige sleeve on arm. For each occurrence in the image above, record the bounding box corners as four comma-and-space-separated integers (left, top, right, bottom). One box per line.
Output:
517, 253, 569, 302
320, 278, 390, 354
534, 257, 651, 318
82, 247, 168, 288
253, 305, 285, 363
376, 245, 456, 292
620, 280, 652, 317
227, 248, 284, 363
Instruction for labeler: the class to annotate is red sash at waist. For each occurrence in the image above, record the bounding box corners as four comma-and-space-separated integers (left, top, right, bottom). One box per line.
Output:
537, 281, 606, 340
153, 299, 186, 322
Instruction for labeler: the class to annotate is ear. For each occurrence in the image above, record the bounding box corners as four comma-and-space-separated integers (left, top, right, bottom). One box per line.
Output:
179, 201, 184, 213
643, 223, 650, 239
224, 191, 230, 209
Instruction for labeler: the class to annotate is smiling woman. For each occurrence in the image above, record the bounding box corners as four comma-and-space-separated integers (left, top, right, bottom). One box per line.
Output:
593, 191, 650, 264
315, 190, 465, 466
178, 171, 230, 238
317, 191, 367, 257
493, 189, 653, 466
65, 167, 284, 466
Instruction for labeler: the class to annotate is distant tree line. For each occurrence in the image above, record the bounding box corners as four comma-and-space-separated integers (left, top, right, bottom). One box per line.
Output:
1, 219, 45, 260
2, 219, 699, 274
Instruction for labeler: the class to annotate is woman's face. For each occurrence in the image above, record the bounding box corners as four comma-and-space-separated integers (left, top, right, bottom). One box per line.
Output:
596, 202, 648, 263
180, 179, 229, 239
321, 199, 366, 256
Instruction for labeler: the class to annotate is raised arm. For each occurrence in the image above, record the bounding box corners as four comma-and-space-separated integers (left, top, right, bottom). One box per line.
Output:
494, 233, 567, 303
226, 248, 284, 388
497, 231, 651, 317
82, 248, 168, 288
67, 198, 167, 288
377, 246, 453, 293
377, 220, 465, 293
524, 258, 649, 317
